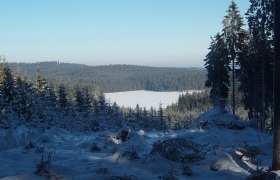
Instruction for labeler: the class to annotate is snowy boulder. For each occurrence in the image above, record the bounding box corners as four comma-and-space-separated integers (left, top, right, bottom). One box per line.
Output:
150, 138, 205, 163
195, 108, 247, 130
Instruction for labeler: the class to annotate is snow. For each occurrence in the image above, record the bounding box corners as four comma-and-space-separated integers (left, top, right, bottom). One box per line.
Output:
104, 90, 202, 109
0, 109, 279, 179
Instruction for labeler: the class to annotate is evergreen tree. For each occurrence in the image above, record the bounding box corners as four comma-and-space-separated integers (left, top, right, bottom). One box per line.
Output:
36, 67, 47, 93
222, 1, 247, 115
244, 0, 274, 129
74, 87, 92, 115
46, 84, 57, 107
57, 83, 68, 112
75, 88, 84, 112
0, 59, 16, 106
158, 102, 166, 130
135, 104, 141, 121
13, 72, 29, 119
98, 94, 106, 112
204, 33, 230, 109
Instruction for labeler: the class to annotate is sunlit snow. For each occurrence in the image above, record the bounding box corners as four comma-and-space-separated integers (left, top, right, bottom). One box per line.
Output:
105, 90, 202, 109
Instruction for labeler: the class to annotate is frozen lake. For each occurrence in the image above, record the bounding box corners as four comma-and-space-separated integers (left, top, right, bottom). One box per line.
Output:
105, 90, 201, 109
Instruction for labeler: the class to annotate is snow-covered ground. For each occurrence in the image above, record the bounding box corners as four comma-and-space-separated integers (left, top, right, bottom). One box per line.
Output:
0, 109, 280, 180
105, 90, 202, 109
0, 108, 279, 180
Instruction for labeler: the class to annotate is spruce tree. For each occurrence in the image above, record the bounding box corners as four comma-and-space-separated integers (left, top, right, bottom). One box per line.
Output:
75, 88, 84, 112
57, 83, 68, 112
36, 67, 47, 93
13, 72, 28, 119
82, 87, 92, 113
0, 59, 15, 105
245, 0, 274, 130
222, 1, 247, 115
204, 33, 230, 109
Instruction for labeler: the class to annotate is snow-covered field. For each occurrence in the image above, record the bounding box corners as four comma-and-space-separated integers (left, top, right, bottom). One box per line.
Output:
105, 90, 202, 109
1, 109, 279, 180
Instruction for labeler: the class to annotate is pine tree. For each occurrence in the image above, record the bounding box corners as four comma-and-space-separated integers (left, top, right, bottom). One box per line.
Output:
158, 102, 166, 130
204, 33, 230, 109
13, 72, 29, 119
57, 83, 68, 112
0, 59, 16, 106
135, 104, 141, 121
75, 88, 84, 112
222, 1, 247, 115
46, 84, 57, 108
82, 87, 92, 113
36, 67, 47, 93
74, 87, 92, 115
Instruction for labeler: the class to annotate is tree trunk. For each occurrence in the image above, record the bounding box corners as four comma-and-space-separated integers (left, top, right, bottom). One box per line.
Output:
272, 0, 280, 171
232, 59, 235, 115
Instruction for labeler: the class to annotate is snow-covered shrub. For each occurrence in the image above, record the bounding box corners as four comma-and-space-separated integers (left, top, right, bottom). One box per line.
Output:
150, 138, 205, 163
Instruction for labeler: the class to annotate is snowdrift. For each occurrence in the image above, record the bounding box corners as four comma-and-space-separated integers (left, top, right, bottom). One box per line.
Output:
195, 108, 247, 130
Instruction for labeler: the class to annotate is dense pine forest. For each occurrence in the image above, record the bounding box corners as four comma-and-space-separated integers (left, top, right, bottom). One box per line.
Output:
9, 62, 206, 93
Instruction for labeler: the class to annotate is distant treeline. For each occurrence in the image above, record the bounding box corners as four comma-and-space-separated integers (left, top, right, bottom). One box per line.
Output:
9, 62, 206, 93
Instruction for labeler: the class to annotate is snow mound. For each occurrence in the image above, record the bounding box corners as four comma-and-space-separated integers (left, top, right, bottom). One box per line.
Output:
195, 108, 247, 130
209, 152, 248, 173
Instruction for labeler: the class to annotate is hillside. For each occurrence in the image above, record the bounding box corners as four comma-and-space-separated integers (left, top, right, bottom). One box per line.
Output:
9, 62, 206, 93
0, 109, 278, 179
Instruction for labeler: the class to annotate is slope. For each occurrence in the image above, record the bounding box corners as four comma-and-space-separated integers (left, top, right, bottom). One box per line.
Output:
9, 62, 206, 93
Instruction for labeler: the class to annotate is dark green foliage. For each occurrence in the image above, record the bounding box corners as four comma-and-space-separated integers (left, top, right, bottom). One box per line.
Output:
240, 0, 275, 130
202, 1, 274, 128
204, 33, 230, 108
9, 62, 206, 93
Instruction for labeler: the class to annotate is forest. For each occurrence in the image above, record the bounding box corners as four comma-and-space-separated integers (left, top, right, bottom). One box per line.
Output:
9, 62, 206, 93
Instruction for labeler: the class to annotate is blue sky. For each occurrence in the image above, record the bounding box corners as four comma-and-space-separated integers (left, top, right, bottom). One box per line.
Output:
0, 0, 250, 67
